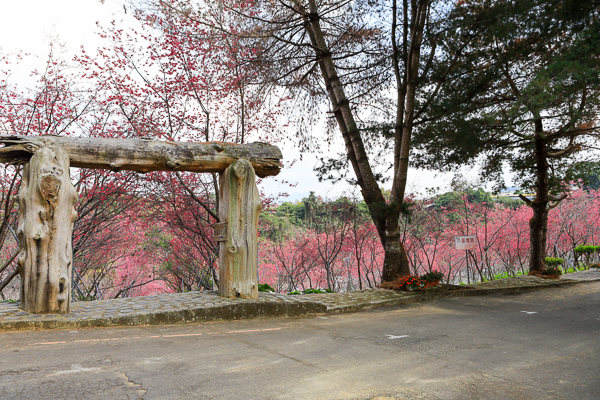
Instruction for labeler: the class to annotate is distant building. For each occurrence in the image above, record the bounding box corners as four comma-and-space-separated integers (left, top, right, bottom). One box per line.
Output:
492, 188, 535, 201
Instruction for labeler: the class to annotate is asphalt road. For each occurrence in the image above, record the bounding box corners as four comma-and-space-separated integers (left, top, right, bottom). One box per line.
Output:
0, 282, 599, 400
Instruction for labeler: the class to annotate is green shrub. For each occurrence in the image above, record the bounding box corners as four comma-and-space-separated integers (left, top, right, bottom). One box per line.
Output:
287, 288, 335, 295
543, 267, 562, 276
421, 270, 444, 282
574, 245, 597, 254
258, 283, 275, 292
545, 257, 564, 267
303, 288, 325, 294
492, 270, 526, 280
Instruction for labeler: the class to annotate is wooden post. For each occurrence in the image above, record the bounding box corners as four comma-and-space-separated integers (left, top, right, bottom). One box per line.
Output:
17, 147, 78, 314
217, 159, 262, 299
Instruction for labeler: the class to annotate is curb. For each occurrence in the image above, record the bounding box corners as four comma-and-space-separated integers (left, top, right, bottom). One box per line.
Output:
321, 279, 592, 315
0, 297, 328, 332
0, 278, 597, 332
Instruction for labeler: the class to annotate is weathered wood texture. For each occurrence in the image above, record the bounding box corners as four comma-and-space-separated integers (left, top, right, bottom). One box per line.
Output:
17, 147, 78, 314
218, 160, 262, 299
0, 134, 283, 178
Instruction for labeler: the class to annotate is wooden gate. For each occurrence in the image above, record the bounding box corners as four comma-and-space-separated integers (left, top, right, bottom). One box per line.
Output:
0, 135, 282, 313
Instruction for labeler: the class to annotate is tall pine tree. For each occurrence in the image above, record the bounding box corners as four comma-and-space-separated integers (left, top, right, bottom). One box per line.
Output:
414, 0, 600, 273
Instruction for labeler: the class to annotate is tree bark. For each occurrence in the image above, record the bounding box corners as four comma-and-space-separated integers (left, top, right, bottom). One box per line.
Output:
217, 159, 262, 299
381, 234, 410, 282
0, 134, 282, 178
17, 147, 78, 314
302, 0, 411, 282
528, 135, 550, 273
383, 0, 428, 282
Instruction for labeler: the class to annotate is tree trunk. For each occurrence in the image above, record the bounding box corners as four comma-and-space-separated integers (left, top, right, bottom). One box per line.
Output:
0, 134, 282, 178
529, 203, 549, 273
217, 159, 262, 299
17, 147, 78, 314
528, 135, 550, 274
302, 0, 411, 283
381, 239, 410, 282
385, 0, 428, 281
378, 199, 410, 281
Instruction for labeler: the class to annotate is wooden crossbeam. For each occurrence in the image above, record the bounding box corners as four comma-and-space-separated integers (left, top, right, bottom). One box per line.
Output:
0, 135, 283, 178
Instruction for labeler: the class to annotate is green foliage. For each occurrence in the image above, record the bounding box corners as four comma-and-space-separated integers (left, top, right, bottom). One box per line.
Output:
421, 271, 445, 282
494, 264, 584, 279
544, 257, 564, 267
259, 212, 294, 242
564, 266, 587, 273
287, 288, 335, 295
566, 162, 600, 190
573, 245, 599, 254
304, 288, 335, 294
427, 187, 495, 224
491, 270, 526, 280
435, 188, 492, 208
258, 283, 275, 292
143, 227, 173, 250
543, 267, 563, 276
275, 201, 305, 224
471, 188, 493, 205
589, 263, 600, 269
413, 0, 600, 196
492, 196, 524, 209
261, 195, 372, 245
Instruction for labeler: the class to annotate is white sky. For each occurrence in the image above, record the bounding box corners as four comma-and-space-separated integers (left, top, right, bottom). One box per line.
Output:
0, 0, 481, 202
0, 1, 128, 59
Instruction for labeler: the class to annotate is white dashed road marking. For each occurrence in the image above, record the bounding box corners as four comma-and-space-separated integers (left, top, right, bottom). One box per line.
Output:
386, 335, 409, 339
56, 364, 100, 374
